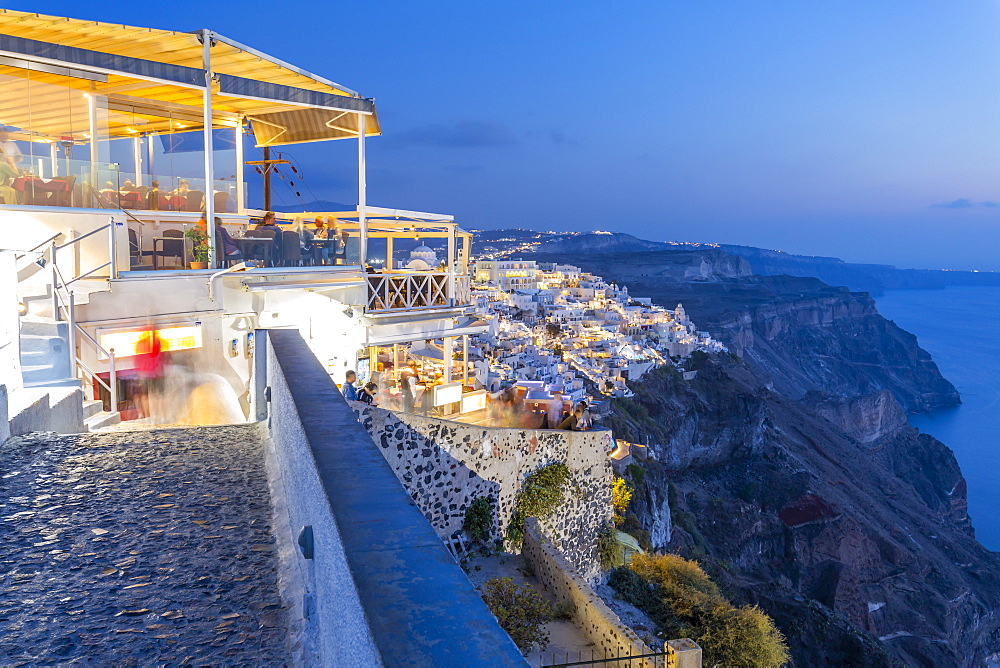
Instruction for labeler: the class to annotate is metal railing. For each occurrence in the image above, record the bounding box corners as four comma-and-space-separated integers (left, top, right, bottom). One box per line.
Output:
37, 219, 122, 417
540, 649, 670, 668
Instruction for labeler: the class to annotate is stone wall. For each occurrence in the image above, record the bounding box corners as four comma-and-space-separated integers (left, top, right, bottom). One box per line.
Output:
352, 404, 615, 580
522, 519, 702, 668
263, 329, 526, 666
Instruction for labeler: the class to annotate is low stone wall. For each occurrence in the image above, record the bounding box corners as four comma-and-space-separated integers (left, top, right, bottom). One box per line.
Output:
352, 405, 615, 580
263, 329, 526, 666
522, 518, 657, 666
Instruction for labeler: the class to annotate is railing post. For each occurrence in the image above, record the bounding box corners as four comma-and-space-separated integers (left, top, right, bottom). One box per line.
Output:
109, 348, 118, 415
108, 217, 118, 279
67, 292, 77, 380
50, 241, 60, 321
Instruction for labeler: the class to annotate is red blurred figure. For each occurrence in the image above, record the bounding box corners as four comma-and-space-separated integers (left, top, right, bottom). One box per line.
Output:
133, 328, 164, 419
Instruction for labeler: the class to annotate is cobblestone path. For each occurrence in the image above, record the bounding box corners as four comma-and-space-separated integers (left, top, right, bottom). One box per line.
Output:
0, 424, 288, 666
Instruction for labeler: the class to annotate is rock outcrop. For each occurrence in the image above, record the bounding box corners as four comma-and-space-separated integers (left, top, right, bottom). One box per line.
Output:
607, 361, 1000, 667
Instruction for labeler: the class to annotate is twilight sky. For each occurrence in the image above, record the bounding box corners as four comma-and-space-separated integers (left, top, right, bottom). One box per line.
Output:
18, 1, 1000, 270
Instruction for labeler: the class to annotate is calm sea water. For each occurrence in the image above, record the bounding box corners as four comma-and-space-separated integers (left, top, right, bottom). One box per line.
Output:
875, 286, 1000, 552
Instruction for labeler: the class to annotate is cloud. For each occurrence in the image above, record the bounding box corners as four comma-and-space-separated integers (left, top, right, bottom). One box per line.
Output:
930, 198, 1000, 209
392, 121, 517, 148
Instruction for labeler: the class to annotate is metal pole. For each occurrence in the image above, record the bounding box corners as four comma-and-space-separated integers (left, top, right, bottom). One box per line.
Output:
50, 258, 59, 321
50, 142, 58, 178
202, 29, 217, 268
235, 117, 245, 213
108, 217, 118, 279
132, 136, 143, 186
67, 292, 77, 380
109, 349, 118, 414
357, 112, 367, 266
87, 91, 98, 206
447, 224, 455, 303
262, 145, 271, 210
444, 336, 452, 383
463, 335, 468, 386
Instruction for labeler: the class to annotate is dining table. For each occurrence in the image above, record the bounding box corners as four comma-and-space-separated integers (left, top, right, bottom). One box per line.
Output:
234, 235, 276, 267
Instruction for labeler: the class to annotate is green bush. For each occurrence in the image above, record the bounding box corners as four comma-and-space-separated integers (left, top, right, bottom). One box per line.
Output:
598, 524, 621, 570
608, 554, 790, 667
505, 462, 573, 548
480, 577, 553, 652
463, 496, 495, 543
626, 463, 645, 487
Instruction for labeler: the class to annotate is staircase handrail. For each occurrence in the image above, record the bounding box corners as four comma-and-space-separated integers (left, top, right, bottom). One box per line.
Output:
11, 231, 63, 259
68, 292, 118, 418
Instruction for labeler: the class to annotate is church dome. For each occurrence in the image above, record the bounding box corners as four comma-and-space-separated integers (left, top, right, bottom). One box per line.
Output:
407, 244, 439, 270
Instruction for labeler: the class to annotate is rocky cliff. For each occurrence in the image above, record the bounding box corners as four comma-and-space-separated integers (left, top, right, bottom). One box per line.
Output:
528, 254, 959, 413
607, 361, 1000, 666
520, 248, 994, 664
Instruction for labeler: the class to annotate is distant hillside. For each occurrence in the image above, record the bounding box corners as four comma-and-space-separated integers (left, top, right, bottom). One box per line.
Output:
271, 200, 353, 213
470, 228, 1000, 295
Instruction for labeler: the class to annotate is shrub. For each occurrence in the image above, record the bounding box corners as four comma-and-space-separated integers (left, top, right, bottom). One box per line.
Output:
506, 462, 573, 548
629, 552, 721, 600
700, 603, 790, 668
480, 577, 553, 652
598, 524, 621, 570
612, 476, 633, 526
626, 463, 645, 487
609, 554, 790, 667
463, 496, 494, 543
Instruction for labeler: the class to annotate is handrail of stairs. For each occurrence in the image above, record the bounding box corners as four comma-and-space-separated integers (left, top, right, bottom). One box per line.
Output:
68, 292, 119, 419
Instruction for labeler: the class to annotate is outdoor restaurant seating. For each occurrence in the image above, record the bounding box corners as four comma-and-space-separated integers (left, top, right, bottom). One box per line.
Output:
182, 190, 205, 212
152, 229, 184, 269
279, 231, 304, 266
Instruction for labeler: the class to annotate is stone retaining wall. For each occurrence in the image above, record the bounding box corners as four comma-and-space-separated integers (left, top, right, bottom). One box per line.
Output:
522, 518, 657, 666
352, 405, 615, 581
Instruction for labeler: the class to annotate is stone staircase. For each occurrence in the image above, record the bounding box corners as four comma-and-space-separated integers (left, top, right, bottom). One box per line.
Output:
83, 398, 120, 431
19, 319, 75, 387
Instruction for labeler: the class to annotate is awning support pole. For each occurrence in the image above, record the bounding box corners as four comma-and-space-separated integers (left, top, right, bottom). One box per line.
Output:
385, 236, 393, 270
87, 89, 98, 205
235, 117, 245, 214
132, 136, 143, 186
202, 29, 216, 267
463, 335, 469, 386
447, 225, 455, 303
444, 336, 453, 383
358, 113, 367, 266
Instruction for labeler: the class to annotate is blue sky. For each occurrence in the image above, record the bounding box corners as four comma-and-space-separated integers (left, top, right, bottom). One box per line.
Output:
16, 1, 1000, 270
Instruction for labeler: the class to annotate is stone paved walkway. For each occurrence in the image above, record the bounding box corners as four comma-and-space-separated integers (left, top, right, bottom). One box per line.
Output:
0, 424, 288, 666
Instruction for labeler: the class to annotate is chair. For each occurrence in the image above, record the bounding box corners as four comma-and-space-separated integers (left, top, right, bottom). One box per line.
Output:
280, 231, 304, 266
244, 228, 277, 267
133, 185, 150, 210
153, 229, 185, 269
50, 175, 76, 207
215, 220, 244, 268
182, 189, 204, 212
214, 190, 230, 213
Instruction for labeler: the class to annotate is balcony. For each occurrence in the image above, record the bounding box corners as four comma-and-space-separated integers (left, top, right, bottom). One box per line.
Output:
366, 272, 471, 312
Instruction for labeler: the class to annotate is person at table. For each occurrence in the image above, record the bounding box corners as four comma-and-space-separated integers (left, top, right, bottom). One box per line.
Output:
0, 128, 22, 183
358, 382, 378, 406
171, 179, 190, 196
147, 180, 162, 209
341, 370, 359, 401
121, 179, 138, 192
399, 361, 420, 412
254, 211, 282, 254
194, 217, 240, 259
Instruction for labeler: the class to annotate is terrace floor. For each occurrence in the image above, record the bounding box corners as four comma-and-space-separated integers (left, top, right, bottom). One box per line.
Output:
0, 424, 287, 665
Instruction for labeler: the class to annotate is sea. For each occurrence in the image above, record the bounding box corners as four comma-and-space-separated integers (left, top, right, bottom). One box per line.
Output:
875, 286, 1000, 552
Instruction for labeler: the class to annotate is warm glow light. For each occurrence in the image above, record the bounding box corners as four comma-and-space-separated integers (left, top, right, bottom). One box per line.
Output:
99, 325, 203, 359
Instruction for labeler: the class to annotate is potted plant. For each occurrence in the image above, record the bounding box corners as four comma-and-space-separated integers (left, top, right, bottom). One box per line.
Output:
184, 226, 210, 269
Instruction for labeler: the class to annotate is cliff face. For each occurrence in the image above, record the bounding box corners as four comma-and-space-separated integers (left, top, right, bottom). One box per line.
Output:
529, 254, 960, 413
608, 362, 1000, 667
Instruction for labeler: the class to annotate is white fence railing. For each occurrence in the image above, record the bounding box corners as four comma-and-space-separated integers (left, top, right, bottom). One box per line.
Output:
366, 272, 472, 312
